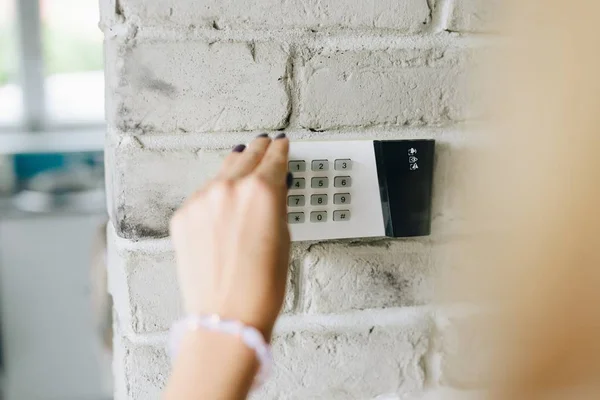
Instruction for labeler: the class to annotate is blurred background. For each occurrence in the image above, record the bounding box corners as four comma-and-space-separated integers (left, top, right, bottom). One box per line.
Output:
0, 0, 110, 399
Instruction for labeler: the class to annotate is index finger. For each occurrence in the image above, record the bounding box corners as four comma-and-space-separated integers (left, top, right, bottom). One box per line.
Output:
254, 134, 290, 189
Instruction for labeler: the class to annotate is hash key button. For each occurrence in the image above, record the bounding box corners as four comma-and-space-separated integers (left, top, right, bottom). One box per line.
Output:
334, 176, 352, 188
333, 210, 351, 222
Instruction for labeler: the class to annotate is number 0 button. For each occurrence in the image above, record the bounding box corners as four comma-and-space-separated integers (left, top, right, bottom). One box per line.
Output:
310, 211, 327, 223
288, 195, 305, 207
334, 176, 352, 188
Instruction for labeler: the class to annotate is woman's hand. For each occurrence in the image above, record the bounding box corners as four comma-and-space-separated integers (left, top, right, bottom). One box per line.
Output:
169, 134, 292, 341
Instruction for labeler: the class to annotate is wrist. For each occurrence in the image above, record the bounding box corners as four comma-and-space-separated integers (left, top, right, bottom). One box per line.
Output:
168, 314, 273, 388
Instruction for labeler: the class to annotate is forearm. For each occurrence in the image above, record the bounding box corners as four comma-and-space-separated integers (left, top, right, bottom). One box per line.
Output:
164, 330, 259, 400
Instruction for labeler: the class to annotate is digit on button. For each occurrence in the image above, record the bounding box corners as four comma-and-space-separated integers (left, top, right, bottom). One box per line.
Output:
287, 195, 305, 207
288, 160, 306, 172
311, 177, 329, 189
334, 193, 351, 205
310, 211, 327, 223
334, 176, 352, 188
335, 159, 352, 171
333, 210, 351, 222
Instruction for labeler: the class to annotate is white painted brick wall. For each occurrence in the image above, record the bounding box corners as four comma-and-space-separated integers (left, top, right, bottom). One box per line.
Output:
104, 0, 432, 32
102, 0, 492, 398
105, 40, 290, 133
297, 48, 472, 130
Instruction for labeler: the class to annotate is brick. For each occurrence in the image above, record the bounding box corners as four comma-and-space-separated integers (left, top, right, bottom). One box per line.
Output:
108, 238, 298, 334
105, 40, 290, 133
107, 137, 225, 239
448, 0, 502, 33
297, 48, 472, 130
301, 241, 439, 313
252, 320, 431, 399
113, 335, 169, 400
105, 0, 432, 32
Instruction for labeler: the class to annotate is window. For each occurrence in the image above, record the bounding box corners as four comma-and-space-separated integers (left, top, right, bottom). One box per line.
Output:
0, 0, 104, 136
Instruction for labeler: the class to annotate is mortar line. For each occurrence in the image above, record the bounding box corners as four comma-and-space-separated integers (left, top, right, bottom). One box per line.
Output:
107, 124, 480, 152
119, 304, 481, 346
104, 23, 495, 49
428, 0, 456, 33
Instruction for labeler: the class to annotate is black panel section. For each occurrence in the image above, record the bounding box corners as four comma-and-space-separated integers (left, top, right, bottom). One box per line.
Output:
374, 140, 435, 238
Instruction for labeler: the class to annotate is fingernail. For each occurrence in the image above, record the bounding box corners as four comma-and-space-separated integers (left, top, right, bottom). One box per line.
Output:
256, 133, 269, 138
286, 172, 294, 189
232, 144, 246, 153
275, 133, 286, 140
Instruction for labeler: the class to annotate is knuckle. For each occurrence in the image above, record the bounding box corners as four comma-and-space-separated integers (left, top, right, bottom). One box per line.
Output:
245, 176, 278, 200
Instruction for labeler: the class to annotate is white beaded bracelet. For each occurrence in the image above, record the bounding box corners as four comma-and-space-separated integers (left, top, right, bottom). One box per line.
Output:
167, 314, 272, 388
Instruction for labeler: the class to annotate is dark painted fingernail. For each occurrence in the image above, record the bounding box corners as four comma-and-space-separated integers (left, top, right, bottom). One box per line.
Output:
256, 133, 269, 138
275, 133, 286, 139
232, 144, 246, 152
286, 172, 294, 189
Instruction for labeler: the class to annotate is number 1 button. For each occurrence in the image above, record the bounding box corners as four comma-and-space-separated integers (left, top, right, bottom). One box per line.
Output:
289, 161, 306, 172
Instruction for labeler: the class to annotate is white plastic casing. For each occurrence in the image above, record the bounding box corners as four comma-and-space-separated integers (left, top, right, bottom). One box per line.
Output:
287, 140, 385, 242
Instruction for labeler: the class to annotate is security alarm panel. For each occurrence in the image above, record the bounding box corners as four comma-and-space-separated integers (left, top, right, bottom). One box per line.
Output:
287, 139, 435, 242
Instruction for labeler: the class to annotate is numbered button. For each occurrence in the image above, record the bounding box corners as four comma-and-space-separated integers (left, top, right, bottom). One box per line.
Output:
334, 193, 351, 205
289, 160, 306, 172
310, 211, 327, 223
333, 210, 351, 222
311, 177, 329, 189
291, 178, 305, 190
311, 160, 330, 171
311, 194, 328, 206
288, 213, 305, 224
334, 176, 352, 188
335, 159, 352, 171
288, 195, 305, 207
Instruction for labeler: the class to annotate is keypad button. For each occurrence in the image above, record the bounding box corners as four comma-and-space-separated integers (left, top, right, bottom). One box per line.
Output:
311, 160, 330, 171
291, 178, 306, 190
287, 195, 305, 207
334, 176, 352, 188
289, 160, 306, 172
288, 213, 305, 224
311, 194, 328, 206
311, 177, 329, 189
333, 210, 351, 222
334, 193, 351, 205
335, 159, 352, 171
310, 211, 327, 223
